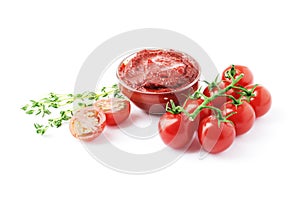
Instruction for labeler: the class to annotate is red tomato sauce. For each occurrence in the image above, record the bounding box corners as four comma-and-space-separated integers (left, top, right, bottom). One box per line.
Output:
118, 49, 200, 93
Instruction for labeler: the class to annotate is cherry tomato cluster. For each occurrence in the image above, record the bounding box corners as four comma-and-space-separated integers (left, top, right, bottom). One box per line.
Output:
69, 98, 131, 141
158, 65, 272, 153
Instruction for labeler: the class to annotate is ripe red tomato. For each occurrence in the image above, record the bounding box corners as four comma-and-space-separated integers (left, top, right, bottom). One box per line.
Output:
158, 112, 196, 149
222, 101, 255, 136
69, 106, 106, 141
222, 65, 254, 86
245, 85, 272, 117
94, 98, 130, 126
203, 81, 238, 108
198, 115, 236, 154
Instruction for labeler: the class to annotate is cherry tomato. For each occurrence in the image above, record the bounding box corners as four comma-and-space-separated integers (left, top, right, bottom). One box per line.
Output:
245, 85, 272, 117
69, 106, 106, 141
222, 65, 254, 86
94, 98, 130, 126
158, 112, 196, 149
203, 81, 238, 108
222, 101, 255, 136
198, 115, 236, 154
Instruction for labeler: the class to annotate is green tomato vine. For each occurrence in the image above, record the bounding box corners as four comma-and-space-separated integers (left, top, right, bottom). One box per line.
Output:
166, 66, 258, 126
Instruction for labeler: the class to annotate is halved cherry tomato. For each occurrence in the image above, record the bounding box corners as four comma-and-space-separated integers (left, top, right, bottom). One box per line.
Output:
222, 65, 254, 86
69, 106, 106, 141
222, 101, 255, 136
158, 112, 196, 149
94, 98, 130, 126
244, 85, 272, 118
198, 115, 236, 154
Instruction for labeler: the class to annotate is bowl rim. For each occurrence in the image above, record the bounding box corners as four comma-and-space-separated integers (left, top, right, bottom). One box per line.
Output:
116, 48, 201, 95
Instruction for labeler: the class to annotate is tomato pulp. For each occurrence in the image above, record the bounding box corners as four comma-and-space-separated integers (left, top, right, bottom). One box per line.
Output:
94, 98, 130, 126
118, 49, 199, 92
69, 107, 106, 141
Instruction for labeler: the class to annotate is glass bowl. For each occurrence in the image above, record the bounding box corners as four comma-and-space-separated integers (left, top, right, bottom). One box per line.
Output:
116, 49, 201, 114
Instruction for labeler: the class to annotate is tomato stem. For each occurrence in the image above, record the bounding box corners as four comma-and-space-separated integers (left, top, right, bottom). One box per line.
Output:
202, 106, 223, 120
224, 94, 242, 105
237, 84, 259, 102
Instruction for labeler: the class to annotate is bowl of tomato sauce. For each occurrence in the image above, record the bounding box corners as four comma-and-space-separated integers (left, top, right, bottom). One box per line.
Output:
117, 49, 200, 114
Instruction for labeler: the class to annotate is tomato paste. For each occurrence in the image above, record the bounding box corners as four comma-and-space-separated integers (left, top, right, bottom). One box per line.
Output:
118, 49, 200, 93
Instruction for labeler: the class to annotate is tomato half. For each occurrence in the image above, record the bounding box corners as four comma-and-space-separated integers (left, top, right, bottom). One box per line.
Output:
222, 101, 255, 136
94, 98, 130, 126
158, 112, 196, 149
69, 106, 106, 141
198, 115, 236, 154
244, 85, 271, 118
222, 65, 254, 86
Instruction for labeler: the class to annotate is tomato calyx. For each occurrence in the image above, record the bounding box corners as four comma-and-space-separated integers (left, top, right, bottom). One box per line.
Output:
189, 86, 206, 100
166, 100, 184, 115
203, 75, 222, 91
224, 64, 237, 79
235, 84, 259, 102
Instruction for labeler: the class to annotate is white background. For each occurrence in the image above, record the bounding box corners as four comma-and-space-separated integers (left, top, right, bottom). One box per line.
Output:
1, 0, 299, 199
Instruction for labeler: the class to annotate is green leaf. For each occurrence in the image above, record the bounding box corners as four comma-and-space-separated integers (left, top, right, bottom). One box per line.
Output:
21, 105, 29, 111
35, 109, 42, 115
54, 120, 62, 128
50, 103, 59, 108
78, 102, 85, 107
112, 84, 118, 88
34, 123, 40, 129
62, 115, 71, 121
26, 110, 34, 114
88, 96, 95, 100
48, 119, 54, 127
30, 100, 40, 107
49, 92, 58, 99
101, 87, 106, 92
36, 128, 46, 135
44, 109, 51, 115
